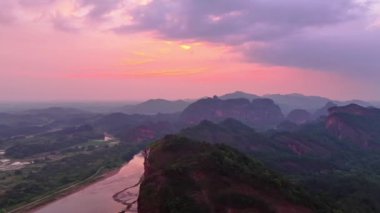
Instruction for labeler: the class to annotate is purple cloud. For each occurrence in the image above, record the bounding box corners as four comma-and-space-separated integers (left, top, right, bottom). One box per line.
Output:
245, 24, 380, 74
116, 0, 380, 75
80, 0, 120, 21
18, 0, 57, 7
3, 0, 379, 76
51, 13, 81, 33
120, 0, 367, 42
0, 1, 15, 24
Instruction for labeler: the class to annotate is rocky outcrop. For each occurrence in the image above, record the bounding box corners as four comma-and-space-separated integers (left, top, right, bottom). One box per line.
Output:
326, 104, 380, 148
180, 97, 284, 130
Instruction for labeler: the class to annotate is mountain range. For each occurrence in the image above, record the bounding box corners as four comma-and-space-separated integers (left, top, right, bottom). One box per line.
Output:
174, 104, 380, 212
0, 91, 377, 117
180, 97, 284, 130
1, 93, 380, 212
119, 91, 378, 116
123, 99, 190, 114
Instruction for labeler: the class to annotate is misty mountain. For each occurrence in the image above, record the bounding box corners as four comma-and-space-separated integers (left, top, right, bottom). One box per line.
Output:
219, 91, 332, 113
0, 107, 97, 140
220, 91, 260, 100
262, 93, 330, 114
336, 99, 374, 108
180, 97, 284, 130
313, 102, 337, 120
219, 91, 376, 115
123, 99, 191, 114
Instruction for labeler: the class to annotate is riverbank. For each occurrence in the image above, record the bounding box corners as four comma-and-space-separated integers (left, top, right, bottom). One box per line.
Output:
113, 148, 148, 212
24, 153, 145, 213
112, 174, 144, 212
8, 166, 123, 213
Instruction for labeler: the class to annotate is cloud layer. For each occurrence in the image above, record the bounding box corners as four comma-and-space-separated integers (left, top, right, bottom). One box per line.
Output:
123, 0, 365, 42
119, 0, 380, 75
2, 0, 380, 76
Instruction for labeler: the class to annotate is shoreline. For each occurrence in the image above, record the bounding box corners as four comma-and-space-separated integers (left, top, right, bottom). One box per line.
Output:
112, 175, 143, 210
112, 151, 147, 212
9, 166, 123, 213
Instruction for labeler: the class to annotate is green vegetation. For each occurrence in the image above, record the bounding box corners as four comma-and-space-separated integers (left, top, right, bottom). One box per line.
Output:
2, 103, 380, 213
180, 116, 380, 213
0, 142, 146, 211
0, 106, 172, 212
216, 193, 274, 212
139, 136, 334, 213
5, 125, 101, 158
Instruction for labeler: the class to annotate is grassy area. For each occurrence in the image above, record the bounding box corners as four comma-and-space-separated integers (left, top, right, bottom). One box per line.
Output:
0, 141, 147, 211
7, 166, 107, 213
0, 138, 119, 198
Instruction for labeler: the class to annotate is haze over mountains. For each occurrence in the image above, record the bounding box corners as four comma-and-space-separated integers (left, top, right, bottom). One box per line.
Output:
1, 91, 380, 213
123, 91, 379, 115
0, 91, 377, 120
220, 91, 377, 113
1, 91, 378, 145
123, 99, 190, 115
3, 91, 375, 115
2, 0, 380, 212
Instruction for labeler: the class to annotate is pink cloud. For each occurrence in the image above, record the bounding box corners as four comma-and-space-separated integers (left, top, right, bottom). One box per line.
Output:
0, 0, 379, 101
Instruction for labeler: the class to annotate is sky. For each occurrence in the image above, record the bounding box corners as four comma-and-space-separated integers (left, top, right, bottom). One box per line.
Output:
0, 0, 380, 102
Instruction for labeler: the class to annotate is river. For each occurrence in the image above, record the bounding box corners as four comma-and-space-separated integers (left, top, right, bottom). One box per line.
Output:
32, 153, 145, 213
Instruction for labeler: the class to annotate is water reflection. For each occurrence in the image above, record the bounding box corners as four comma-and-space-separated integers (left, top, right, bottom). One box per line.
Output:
32, 153, 144, 213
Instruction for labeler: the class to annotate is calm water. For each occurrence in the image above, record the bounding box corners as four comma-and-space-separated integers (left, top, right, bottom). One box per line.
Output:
32, 153, 144, 213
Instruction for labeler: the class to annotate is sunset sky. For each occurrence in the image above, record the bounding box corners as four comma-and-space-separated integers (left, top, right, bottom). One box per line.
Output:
1, 0, 380, 102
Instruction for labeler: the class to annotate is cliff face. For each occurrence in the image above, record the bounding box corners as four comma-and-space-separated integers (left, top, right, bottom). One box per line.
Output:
138, 136, 320, 213
180, 97, 284, 130
326, 104, 380, 148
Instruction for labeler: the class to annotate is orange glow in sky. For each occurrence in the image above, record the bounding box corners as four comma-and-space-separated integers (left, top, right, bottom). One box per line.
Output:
0, 0, 378, 101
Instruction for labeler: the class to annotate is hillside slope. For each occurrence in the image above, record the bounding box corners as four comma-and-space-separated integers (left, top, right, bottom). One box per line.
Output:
138, 136, 332, 213
179, 104, 380, 213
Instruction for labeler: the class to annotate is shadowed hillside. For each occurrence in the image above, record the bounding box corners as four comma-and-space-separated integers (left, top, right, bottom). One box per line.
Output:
138, 135, 333, 213
179, 104, 380, 212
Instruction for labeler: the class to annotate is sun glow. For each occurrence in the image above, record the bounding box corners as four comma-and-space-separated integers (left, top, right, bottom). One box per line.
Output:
180, 45, 192, 50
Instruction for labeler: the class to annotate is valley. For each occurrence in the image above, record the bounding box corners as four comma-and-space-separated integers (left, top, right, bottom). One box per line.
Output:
3, 1, 379, 212
0, 93, 380, 213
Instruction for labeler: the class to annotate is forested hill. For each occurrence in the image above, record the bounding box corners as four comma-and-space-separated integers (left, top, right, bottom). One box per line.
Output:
138, 135, 335, 213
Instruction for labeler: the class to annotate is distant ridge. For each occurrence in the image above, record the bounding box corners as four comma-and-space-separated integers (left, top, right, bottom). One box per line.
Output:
180, 96, 284, 130
219, 91, 375, 114
123, 99, 190, 114
220, 91, 260, 100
